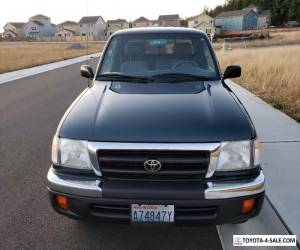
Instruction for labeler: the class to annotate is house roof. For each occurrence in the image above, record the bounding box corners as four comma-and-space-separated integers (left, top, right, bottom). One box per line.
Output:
215, 9, 253, 19
65, 28, 76, 33
133, 16, 150, 23
4, 29, 17, 36
6, 22, 26, 28
58, 21, 78, 26
107, 19, 127, 24
30, 14, 50, 20
187, 13, 212, 21
79, 16, 102, 24
158, 14, 180, 21
32, 20, 44, 26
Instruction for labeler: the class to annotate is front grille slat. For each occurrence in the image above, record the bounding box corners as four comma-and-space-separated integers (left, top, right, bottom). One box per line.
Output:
100, 157, 208, 164
98, 149, 210, 180
103, 169, 206, 175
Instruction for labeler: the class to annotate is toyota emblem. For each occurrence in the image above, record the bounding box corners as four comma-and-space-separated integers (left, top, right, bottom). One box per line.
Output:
144, 159, 162, 173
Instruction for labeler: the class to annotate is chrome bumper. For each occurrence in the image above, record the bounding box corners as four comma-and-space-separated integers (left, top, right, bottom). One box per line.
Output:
205, 171, 265, 199
47, 167, 265, 199
47, 167, 102, 198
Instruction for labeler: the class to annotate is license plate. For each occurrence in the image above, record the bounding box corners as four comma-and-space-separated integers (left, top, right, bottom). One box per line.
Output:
131, 204, 174, 223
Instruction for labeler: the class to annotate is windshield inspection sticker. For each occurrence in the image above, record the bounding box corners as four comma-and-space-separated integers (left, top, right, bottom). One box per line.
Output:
233, 235, 297, 247
148, 39, 167, 46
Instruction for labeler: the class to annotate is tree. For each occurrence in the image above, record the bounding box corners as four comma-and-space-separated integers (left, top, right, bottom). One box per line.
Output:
272, 0, 290, 24
297, 0, 300, 21
288, 0, 298, 20
203, 5, 209, 14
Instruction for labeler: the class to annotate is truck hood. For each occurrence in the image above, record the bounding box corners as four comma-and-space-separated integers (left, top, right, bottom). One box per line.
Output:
59, 81, 254, 142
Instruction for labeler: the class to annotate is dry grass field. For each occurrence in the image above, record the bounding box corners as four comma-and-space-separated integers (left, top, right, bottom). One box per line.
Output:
0, 43, 105, 74
217, 45, 300, 122
213, 31, 300, 50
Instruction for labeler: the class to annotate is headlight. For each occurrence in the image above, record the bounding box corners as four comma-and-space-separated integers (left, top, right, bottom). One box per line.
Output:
216, 140, 252, 171
51, 136, 92, 170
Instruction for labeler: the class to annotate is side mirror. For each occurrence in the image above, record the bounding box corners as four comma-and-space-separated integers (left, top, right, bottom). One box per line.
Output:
81, 65, 94, 79
223, 65, 241, 79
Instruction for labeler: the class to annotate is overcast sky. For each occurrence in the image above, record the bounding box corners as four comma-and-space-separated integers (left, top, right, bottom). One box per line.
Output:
1, 0, 225, 31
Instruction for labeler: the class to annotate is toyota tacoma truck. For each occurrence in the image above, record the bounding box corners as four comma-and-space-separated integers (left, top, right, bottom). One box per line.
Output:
47, 27, 265, 225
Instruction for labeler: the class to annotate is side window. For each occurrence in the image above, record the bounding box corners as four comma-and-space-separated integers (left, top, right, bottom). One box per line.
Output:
201, 39, 215, 71
101, 39, 117, 73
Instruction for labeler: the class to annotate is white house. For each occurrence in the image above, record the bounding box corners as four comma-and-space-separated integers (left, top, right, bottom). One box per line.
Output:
257, 10, 271, 29
132, 17, 153, 28
24, 14, 57, 37
158, 14, 181, 27
57, 21, 79, 34
106, 19, 129, 36
79, 16, 106, 40
55, 21, 79, 39
3, 22, 25, 38
188, 13, 217, 38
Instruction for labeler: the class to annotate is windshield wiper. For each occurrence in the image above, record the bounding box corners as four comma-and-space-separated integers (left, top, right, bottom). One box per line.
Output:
97, 73, 153, 83
151, 73, 213, 82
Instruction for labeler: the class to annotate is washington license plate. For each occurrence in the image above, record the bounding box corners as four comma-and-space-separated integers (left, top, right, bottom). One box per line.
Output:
131, 204, 174, 223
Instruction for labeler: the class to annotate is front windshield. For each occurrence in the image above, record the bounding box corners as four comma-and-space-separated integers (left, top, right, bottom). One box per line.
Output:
98, 33, 219, 80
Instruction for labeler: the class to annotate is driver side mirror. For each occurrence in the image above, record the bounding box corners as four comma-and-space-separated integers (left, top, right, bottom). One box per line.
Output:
81, 65, 94, 79
223, 65, 241, 79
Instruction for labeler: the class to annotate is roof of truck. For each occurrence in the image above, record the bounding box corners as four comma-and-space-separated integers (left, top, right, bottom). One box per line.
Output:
112, 27, 206, 36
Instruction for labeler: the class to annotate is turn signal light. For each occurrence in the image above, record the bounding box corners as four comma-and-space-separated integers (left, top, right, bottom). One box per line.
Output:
241, 198, 255, 214
55, 195, 69, 210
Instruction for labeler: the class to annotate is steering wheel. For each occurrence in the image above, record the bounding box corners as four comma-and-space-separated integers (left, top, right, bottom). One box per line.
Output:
172, 61, 198, 70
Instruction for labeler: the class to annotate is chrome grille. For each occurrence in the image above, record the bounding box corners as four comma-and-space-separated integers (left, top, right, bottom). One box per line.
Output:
97, 150, 210, 180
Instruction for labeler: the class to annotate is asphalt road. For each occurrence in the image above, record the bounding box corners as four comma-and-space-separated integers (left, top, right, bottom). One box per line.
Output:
0, 59, 222, 250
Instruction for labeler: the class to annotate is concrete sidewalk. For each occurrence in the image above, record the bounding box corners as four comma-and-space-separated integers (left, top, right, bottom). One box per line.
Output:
0, 53, 101, 85
222, 80, 300, 245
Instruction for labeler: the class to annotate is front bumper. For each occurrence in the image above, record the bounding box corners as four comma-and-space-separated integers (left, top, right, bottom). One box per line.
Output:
47, 167, 265, 224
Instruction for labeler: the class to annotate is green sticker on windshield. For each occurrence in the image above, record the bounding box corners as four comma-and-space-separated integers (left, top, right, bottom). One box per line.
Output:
148, 39, 167, 46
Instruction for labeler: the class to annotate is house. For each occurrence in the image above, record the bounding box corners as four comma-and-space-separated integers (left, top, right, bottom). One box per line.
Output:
57, 21, 79, 34
150, 20, 159, 27
132, 17, 153, 28
158, 14, 181, 27
244, 5, 271, 29
3, 22, 25, 38
55, 21, 79, 39
215, 8, 257, 31
187, 13, 216, 38
79, 16, 106, 40
55, 28, 76, 39
24, 14, 57, 37
106, 19, 129, 36
257, 10, 271, 29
